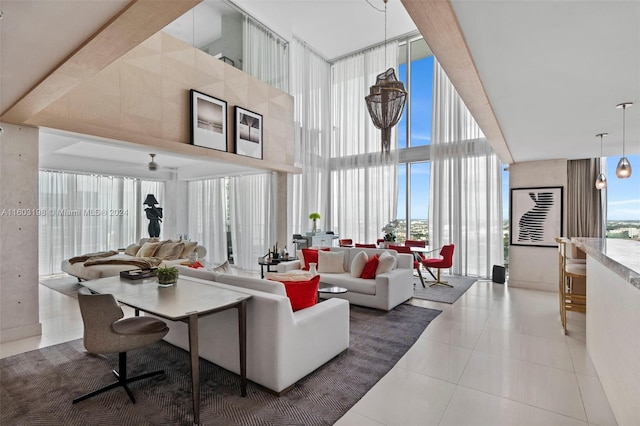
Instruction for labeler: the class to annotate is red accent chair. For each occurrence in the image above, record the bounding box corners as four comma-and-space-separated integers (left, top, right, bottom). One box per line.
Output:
404, 240, 426, 248
422, 244, 455, 287
339, 239, 353, 247
355, 243, 377, 248
389, 244, 426, 287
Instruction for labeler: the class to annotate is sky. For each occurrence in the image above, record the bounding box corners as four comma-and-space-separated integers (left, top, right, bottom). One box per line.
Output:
397, 55, 639, 223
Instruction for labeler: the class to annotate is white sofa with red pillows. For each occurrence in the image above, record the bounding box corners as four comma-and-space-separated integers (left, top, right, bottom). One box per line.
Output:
157, 271, 350, 394
276, 247, 414, 311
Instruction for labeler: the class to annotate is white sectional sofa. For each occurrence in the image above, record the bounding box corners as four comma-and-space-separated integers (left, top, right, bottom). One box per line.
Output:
276, 247, 414, 311
153, 272, 350, 394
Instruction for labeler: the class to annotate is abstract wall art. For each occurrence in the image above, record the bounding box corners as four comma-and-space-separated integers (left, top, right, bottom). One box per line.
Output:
510, 186, 563, 247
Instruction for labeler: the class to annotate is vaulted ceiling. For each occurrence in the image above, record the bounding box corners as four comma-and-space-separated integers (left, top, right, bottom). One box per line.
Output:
1, 0, 639, 173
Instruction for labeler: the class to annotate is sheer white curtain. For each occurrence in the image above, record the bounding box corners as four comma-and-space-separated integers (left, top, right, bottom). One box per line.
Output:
429, 60, 503, 278
330, 43, 399, 244
243, 16, 289, 92
229, 173, 277, 271
290, 37, 332, 234
187, 178, 228, 264
39, 171, 164, 275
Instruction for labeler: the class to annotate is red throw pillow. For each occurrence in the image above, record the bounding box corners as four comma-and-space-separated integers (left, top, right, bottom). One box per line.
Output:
301, 248, 330, 271
360, 254, 380, 279
280, 275, 321, 311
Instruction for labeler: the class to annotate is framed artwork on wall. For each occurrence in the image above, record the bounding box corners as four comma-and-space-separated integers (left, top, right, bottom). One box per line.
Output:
510, 186, 563, 247
234, 106, 263, 159
190, 89, 227, 151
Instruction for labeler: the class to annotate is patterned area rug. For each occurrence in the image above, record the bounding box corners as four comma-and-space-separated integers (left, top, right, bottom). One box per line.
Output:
413, 274, 478, 303
1, 304, 441, 425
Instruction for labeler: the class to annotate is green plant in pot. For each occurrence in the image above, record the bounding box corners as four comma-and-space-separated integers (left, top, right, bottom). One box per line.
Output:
157, 266, 179, 286
309, 212, 321, 233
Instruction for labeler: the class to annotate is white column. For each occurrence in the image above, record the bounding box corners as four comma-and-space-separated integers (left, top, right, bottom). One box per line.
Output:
0, 123, 42, 342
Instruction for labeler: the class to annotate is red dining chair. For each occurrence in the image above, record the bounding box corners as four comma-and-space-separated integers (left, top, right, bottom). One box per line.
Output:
389, 244, 426, 287
355, 243, 377, 248
422, 244, 455, 287
404, 240, 426, 248
339, 239, 353, 247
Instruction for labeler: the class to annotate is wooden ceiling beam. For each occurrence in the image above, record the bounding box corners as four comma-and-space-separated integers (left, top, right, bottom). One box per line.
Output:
401, 0, 513, 163
1, 0, 201, 124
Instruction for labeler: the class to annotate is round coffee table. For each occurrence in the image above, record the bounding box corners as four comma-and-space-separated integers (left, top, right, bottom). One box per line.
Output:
317, 286, 348, 301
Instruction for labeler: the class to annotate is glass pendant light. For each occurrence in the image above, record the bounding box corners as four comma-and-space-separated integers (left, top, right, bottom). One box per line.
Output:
595, 133, 608, 189
615, 102, 633, 178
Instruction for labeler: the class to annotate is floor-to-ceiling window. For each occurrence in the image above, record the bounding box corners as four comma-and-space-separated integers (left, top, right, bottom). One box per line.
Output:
605, 154, 640, 239
38, 171, 165, 275
396, 36, 434, 244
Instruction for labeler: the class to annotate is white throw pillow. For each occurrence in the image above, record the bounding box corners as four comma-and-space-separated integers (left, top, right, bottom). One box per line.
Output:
265, 271, 314, 281
318, 250, 345, 273
376, 250, 396, 275
350, 251, 368, 278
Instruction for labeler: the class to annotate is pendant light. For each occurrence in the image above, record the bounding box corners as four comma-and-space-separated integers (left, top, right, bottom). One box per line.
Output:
365, 0, 407, 155
615, 102, 633, 178
595, 133, 608, 189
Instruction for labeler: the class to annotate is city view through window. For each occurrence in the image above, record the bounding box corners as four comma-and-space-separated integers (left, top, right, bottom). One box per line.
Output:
394, 38, 638, 263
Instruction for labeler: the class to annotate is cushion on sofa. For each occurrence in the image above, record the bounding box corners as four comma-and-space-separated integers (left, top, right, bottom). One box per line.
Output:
296, 249, 305, 269
376, 250, 396, 275
265, 271, 314, 281
301, 248, 330, 271
214, 273, 287, 296
318, 250, 345, 273
278, 275, 321, 311
155, 241, 185, 260
124, 244, 141, 256
361, 255, 379, 279
136, 241, 162, 257
180, 241, 199, 258
207, 259, 233, 273
350, 251, 368, 277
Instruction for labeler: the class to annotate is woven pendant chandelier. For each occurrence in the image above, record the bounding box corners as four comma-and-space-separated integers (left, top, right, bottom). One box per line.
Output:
365, 0, 407, 154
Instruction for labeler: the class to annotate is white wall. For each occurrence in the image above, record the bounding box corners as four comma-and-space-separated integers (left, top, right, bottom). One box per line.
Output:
508, 159, 567, 291
0, 123, 42, 342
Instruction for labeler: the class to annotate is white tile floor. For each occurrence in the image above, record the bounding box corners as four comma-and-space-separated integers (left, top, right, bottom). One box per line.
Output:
1, 277, 617, 426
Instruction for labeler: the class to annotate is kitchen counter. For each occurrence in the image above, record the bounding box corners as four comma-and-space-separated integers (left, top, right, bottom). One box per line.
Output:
572, 237, 640, 290
571, 237, 640, 425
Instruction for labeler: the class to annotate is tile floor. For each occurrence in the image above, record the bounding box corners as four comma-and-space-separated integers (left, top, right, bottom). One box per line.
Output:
1, 276, 617, 426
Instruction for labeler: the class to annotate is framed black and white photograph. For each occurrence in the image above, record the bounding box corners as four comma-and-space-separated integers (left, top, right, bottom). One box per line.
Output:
234, 106, 263, 159
190, 89, 227, 151
510, 186, 563, 247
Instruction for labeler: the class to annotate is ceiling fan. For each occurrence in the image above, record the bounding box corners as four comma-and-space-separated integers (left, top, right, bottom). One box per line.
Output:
148, 153, 159, 171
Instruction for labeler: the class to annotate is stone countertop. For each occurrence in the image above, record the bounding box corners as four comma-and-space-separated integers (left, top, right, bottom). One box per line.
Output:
572, 238, 640, 290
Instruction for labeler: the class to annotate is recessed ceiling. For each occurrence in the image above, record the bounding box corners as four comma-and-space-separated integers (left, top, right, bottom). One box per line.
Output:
39, 129, 259, 181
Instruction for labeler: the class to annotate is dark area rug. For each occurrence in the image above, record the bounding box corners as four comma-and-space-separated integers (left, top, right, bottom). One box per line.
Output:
0, 304, 440, 426
413, 274, 478, 303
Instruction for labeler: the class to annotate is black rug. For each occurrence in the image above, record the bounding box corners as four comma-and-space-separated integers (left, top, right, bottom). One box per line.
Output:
0, 304, 441, 425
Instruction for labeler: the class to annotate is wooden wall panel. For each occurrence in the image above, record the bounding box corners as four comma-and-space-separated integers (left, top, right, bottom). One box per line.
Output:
27, 32, 298, 174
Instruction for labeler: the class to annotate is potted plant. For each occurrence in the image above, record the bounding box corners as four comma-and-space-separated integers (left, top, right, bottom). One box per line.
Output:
157, 266, 179, 287
381, 219, 399, 247
309, 212, 321, 234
